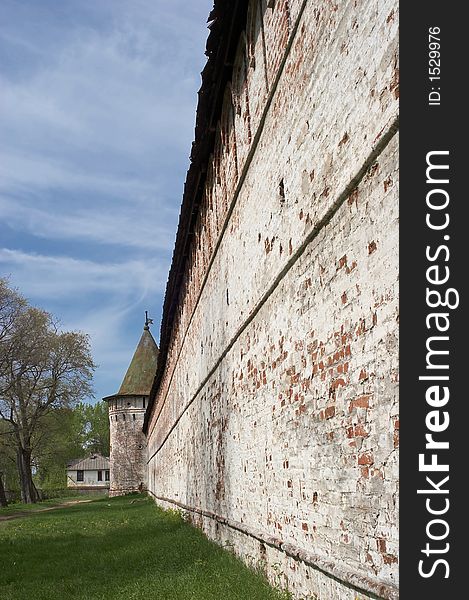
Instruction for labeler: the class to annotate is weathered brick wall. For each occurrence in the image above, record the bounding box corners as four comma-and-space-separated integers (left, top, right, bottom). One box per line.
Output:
147, 1, 399, 598
109, 396, 147, 497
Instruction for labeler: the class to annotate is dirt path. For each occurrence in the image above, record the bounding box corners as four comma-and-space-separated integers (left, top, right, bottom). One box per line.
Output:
0, 498, 94, 523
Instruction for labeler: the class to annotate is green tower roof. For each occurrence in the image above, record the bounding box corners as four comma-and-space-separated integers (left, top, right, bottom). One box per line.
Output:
118, 325, 159, 396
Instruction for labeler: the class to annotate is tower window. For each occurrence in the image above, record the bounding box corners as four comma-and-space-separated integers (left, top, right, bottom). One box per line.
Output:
105, 470, 110, 481
123, 414, 126, 421
133, 414, 136, 421
98, 470, 103, 482
143, 397, 146, 409
77, 470, 84, 482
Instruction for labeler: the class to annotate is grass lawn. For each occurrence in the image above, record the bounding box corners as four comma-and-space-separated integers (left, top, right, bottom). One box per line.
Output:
0, 494, 290, 600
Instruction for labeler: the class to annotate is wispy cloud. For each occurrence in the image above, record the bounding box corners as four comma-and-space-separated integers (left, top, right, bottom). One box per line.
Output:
0, 152, 164, 198
0, 195, 177, 251
0, 0, 213, 213
0, 248, 166, 300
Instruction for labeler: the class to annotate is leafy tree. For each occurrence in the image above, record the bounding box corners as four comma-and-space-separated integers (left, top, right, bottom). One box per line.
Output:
0, 279, 95, 503
0, 280, 24, 506
76, 401, 110, 457
33, 402, 110, 490
0, 421, 17, 507
0, 278, 26, 391
33, 407, 85, 489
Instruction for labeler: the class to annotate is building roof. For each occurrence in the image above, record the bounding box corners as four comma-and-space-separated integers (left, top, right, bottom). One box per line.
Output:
117, 326, 159, 396
67, 454, 110, 471
143, 0, 248, 432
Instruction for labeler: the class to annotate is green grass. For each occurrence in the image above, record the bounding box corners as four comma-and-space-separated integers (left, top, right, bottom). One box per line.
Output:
0, 494, 290, 600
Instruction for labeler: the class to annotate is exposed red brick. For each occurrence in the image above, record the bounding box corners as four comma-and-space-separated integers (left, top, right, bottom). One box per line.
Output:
331, 378, 346, 390
349, 395, 370, 411
383, 554, 398, 565
358, 453, 374, 466
354, 423, 368, 437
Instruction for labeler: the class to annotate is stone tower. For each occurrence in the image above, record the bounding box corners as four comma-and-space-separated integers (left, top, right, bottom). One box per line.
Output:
103, 316, 158, 497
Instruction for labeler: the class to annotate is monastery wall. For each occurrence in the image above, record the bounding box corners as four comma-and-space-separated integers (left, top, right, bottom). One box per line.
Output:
146, 1, 399, 598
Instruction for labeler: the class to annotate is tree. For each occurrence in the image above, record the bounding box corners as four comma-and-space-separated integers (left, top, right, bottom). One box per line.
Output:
35, 402, 109, 490
0, 417, 19, 507
0, 278, 25, 388
0, 422, 17, 507
75, 401, 110, 457
0, 280, 24, 506
33, 407, 85, 490
0, 471, 7, 507
0, 279, 95, 503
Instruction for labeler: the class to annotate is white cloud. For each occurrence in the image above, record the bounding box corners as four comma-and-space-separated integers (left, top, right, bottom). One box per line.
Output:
0, 194, 177, 252
0, 0, 211, 252
0, 3, 205, 165
0, 151, 161, 197
0, 248, 166, 300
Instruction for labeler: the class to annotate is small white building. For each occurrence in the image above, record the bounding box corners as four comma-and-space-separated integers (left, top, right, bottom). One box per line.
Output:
66, 454, 110, 492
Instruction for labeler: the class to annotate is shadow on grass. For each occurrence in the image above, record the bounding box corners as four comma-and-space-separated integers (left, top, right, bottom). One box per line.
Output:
0, 495, 289, 600
0, 495, 108, 518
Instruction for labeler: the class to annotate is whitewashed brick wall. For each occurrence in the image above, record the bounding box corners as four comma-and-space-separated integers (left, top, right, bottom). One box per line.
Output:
147, 1, 399, 598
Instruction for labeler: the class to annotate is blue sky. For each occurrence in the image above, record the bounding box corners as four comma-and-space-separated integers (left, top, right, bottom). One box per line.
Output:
0, 0, 213, 402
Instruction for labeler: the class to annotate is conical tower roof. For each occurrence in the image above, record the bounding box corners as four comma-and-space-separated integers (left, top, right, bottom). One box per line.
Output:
118, 324, 159, 396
